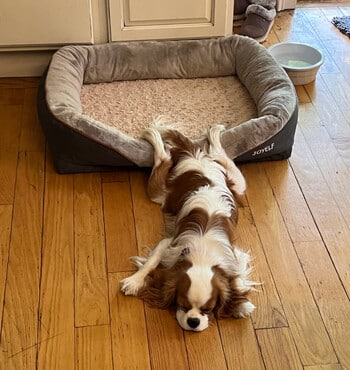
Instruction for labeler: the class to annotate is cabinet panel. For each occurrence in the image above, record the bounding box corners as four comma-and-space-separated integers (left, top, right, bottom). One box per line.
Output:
125, 0, 212, 25
109, 0, 233, 41
0, 0, 93, 47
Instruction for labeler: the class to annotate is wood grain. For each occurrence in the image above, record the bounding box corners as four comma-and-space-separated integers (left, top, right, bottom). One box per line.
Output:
109, 272, 151, 370
236, 206, 287, 329
129, 170, 164, 250
294, 240, 350, 369
76, 325, 113, 370
256, 327, 303, 370
263, 160, 321, 243
103, 181, 138, 272
37, 157, 75, 370
0, 105, 21, 204
0, 151, 44, 370
19, 88, 45, 152
74, 173, 109, 326
144, 307, 188, 370
244, 163, 337, 365
218, 318, 265, 370
185, 321, 227, 370
290, 129, 350, 297
0, 205, 12, 328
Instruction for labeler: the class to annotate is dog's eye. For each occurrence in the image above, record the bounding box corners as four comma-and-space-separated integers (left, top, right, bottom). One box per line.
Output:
201, 308, 212, 315
178, 306, 190, 313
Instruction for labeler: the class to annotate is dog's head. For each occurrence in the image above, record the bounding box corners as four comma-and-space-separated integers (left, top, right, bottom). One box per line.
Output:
138, 260, 254, 331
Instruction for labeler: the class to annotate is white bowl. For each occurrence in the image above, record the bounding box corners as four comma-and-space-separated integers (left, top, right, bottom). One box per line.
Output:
268, 42, 324, 85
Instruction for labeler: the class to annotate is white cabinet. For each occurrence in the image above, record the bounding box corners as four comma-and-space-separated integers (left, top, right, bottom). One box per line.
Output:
0, 0, 234, 76
0, 0, 94, 48
108, 0, 233, 41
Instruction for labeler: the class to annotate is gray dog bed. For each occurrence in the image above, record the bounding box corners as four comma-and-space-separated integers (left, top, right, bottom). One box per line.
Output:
37, 35, 298, 174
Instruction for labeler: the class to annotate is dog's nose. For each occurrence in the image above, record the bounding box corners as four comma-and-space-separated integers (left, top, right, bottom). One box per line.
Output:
187, 317, 200, 329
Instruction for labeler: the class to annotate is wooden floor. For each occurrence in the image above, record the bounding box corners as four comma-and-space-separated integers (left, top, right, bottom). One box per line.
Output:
1, 4, 350, 370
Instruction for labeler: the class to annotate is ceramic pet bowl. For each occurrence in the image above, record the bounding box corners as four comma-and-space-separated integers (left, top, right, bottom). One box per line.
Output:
268, 42, 324, 85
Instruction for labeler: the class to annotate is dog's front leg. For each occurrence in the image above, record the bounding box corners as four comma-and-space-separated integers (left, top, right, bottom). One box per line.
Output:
120, 238, 172, 296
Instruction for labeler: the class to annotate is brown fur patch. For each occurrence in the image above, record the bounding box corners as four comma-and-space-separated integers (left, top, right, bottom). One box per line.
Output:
138, 260, 192, 309
163, 171, 213, 215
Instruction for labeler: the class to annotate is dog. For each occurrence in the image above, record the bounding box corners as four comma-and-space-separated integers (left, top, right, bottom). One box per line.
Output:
120, 124, 256, 331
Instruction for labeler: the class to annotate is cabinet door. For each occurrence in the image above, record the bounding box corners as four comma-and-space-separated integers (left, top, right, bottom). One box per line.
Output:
0, 0, 93, 47
108, 0, 233, 41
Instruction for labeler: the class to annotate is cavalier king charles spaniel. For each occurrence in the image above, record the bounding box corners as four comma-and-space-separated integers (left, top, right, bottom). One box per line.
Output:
120, 124, 256, 331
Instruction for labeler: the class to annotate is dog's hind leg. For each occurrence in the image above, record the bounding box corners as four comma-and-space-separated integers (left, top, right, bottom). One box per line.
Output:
207, 125, 246, 196
142, 127, 172, 204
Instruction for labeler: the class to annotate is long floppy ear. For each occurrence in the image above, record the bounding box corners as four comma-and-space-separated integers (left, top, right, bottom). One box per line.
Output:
137, 267, 177, 309
138, 260, 191, 309
213, 266, 251, 319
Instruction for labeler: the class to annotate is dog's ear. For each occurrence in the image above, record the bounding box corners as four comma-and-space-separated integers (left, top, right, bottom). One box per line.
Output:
138, 260, 191, 309
213, 266, 250, 319
138, 267, 177, 309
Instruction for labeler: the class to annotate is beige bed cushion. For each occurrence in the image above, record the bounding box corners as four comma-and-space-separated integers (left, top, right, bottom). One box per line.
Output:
45, 35, 297, 167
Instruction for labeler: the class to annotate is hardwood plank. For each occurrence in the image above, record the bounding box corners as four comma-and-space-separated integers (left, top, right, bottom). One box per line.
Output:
290, 128, 350, 296
256, 328, 303, 370
303, 75, 350, 140
0, 205, 12, 329
0, 105, 21, 204
19, 87, 45, 152
273, 9, 298, 42
145, 307, 189, 370
304, 364, 342, 370
263, 160, 321, 243
129, 170, 164, 251
0, 88, 24, 105
300, 7, 341, 42
294, 241, 350, 369
298, 102, 350, 223
236, 206, 287, 329
262, 27, 279, 47
0, 151, 19, 205
76, 325, 113, 370
103, 181, 138, 272
101, 171, 130, 183
37, 158, 75, 370
0, 151, 44, 369
74, 173, 109, 326
109, 272, 151, 370
184, 321, 226, 370
319, 73, 350, 139
0, 77, 40, 89
243, 163, 337, 366
0, 105, 22, 154
218, 318, 265, 370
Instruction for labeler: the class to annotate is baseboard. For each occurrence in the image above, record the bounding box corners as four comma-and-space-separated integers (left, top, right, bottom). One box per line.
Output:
0, 51, 54, 77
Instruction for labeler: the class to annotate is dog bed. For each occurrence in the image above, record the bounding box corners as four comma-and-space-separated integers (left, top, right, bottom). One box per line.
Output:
37, 35, 298, 174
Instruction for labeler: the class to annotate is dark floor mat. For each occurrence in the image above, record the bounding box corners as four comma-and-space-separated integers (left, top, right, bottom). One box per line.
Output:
332, 16, 350, 38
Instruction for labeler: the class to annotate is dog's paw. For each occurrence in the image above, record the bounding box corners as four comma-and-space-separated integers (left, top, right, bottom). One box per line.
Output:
232, 301, 256, 318
207, 125, 225, 152
120, 274, 145, 296
230, 174, 246, 196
